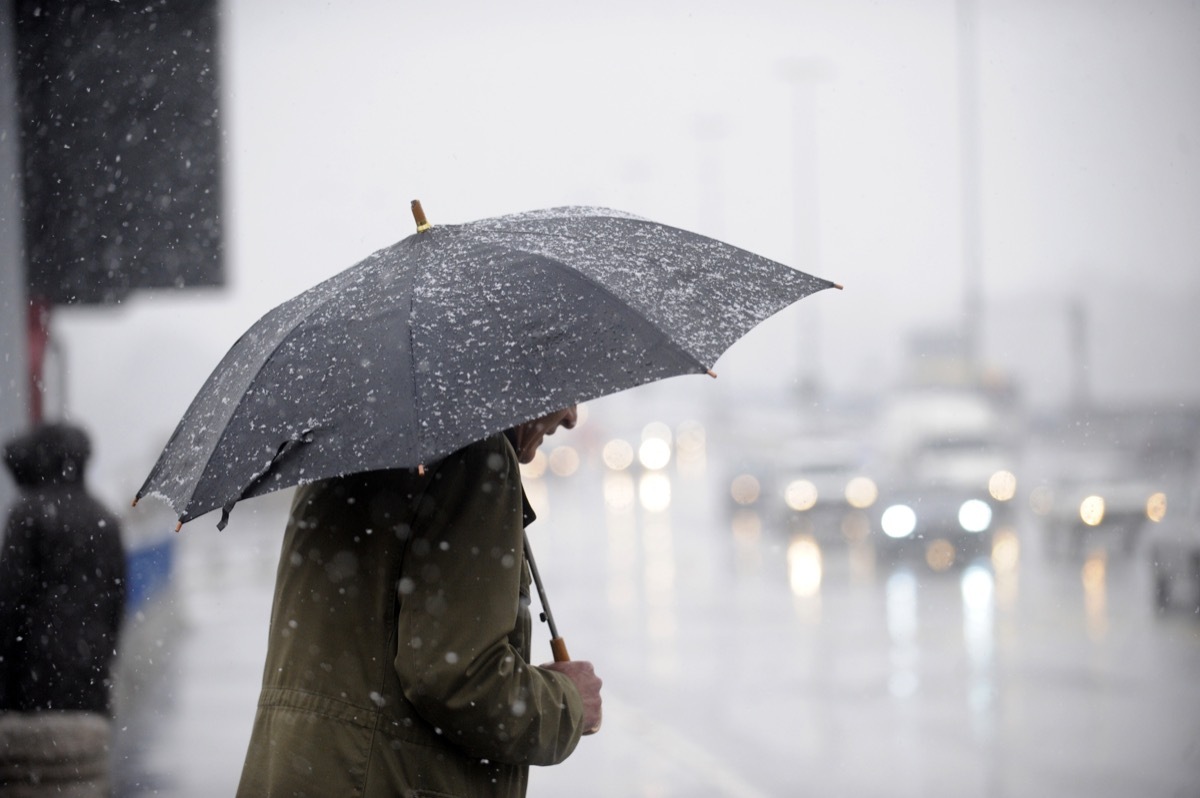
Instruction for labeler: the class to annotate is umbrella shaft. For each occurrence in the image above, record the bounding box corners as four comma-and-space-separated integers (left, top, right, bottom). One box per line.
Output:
523, 532, 560, 639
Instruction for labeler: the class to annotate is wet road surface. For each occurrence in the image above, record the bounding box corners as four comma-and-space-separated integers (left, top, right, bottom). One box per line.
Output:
111, 439, 1200, 797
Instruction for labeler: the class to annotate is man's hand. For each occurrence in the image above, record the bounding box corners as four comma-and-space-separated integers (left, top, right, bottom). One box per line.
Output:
542, 660, 603, 735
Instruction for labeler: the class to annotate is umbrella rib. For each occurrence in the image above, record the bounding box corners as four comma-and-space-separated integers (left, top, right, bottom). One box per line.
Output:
405, 238, 429, 463
543, 254, 709, 371
495, 241, 709, 381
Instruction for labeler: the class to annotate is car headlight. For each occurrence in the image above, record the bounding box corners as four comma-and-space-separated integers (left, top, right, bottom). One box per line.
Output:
958, 499, 992, 533
988, 470, 1017, 502
881, 504, 917, 539
1146, 492, 1167, 523
845, 476, 878, 509
1079, 495, 1105, 526
785, 479, 819, 511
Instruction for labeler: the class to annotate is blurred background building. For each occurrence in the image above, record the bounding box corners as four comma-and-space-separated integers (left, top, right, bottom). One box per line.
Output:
0, 0, 224, 513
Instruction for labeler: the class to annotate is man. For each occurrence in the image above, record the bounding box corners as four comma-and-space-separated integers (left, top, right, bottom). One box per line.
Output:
238, 406, 602, 797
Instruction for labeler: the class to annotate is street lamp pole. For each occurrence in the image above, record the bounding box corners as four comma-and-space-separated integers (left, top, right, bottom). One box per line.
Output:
781, 58, 830, 400
958, 0, 985, 372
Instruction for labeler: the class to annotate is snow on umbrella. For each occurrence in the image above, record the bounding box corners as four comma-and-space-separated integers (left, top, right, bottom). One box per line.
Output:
135, 201, 841, 530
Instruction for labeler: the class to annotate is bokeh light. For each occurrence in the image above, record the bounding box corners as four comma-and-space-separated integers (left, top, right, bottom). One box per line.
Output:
784, 479, 818, 511
639, 472, 672, 512
520, 450, 547, 479
881, 504, 917, 539
603, 472, 636, 511
730, 474, 761, 506
548, 445, 580, 477
787, 536, 823, 597
845, 476, 878, 509
1079, 495, 1105, 526
988, 470, 1017, 502
1082, 551, 1107, 591
925, 539, 956, 571
991, 529, 1020, 572
958, 499, 993, 533
602, 438, 635, 471
638, 438, 672, 471
1146, 492, 1167, 522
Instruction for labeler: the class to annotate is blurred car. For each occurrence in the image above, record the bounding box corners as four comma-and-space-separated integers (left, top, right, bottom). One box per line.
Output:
772, 439, 878, 544
869, 434, 1019, 571
722, 427, 879, 544
1145, 469, 1200, 614
1037, 447, 1165, 558
1028, 405, 1197, 560
871, 485, 999, 569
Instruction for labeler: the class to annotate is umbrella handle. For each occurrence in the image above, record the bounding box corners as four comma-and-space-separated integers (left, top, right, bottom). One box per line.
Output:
551, 637, 570, 663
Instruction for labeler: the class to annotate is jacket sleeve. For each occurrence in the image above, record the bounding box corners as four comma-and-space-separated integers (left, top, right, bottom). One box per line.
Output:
393, 436, 584, 766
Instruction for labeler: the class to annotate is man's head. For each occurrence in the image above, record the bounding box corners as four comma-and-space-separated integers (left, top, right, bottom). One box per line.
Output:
508, 406, 578, 464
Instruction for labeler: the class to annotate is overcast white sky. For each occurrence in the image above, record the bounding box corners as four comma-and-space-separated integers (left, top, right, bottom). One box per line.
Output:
51, 0, 1200, 508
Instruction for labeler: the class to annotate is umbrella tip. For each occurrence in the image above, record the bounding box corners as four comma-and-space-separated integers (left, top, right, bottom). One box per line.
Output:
418, 464, 426, 476
411, 199, 432, 233
131, 497, 139, 508
174, 520, 183, 533
707, 369, 718, 379
832, 282, 844, 290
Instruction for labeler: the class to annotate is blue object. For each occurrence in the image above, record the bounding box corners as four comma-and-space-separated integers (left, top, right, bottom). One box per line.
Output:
124, 537, 175, 610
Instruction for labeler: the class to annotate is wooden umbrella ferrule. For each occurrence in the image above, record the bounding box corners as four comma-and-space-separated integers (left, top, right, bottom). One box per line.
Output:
707, 369, 718, 378
411, 199, 432, 233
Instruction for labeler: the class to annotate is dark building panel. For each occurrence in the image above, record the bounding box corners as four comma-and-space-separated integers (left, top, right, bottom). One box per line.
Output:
16, 0, 224, 305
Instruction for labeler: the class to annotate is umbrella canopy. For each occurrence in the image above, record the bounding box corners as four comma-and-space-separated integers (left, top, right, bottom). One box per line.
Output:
136, 203, 840, 528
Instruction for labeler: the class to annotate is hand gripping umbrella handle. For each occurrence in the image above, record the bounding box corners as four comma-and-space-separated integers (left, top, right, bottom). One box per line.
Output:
523, 532, 570, 662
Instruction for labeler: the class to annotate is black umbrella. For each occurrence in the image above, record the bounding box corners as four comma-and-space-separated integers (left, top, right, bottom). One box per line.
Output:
135, 201, 840, 530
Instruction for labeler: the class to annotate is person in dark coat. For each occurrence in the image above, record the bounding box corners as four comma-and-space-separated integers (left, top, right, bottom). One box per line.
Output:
237, 407, 602, 798
0, 422, 127, 716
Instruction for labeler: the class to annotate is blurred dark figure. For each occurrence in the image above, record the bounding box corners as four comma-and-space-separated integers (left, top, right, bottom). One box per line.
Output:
0, 423, 126, 796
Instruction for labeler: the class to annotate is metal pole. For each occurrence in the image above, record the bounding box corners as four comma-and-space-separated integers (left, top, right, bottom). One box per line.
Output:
958, 0, 984, 370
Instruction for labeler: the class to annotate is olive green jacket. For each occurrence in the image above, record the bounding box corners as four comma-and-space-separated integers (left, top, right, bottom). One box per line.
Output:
237, 434, 583, 797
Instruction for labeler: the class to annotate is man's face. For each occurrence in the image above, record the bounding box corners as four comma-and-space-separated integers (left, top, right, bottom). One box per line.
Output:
511, 406, 578, 464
